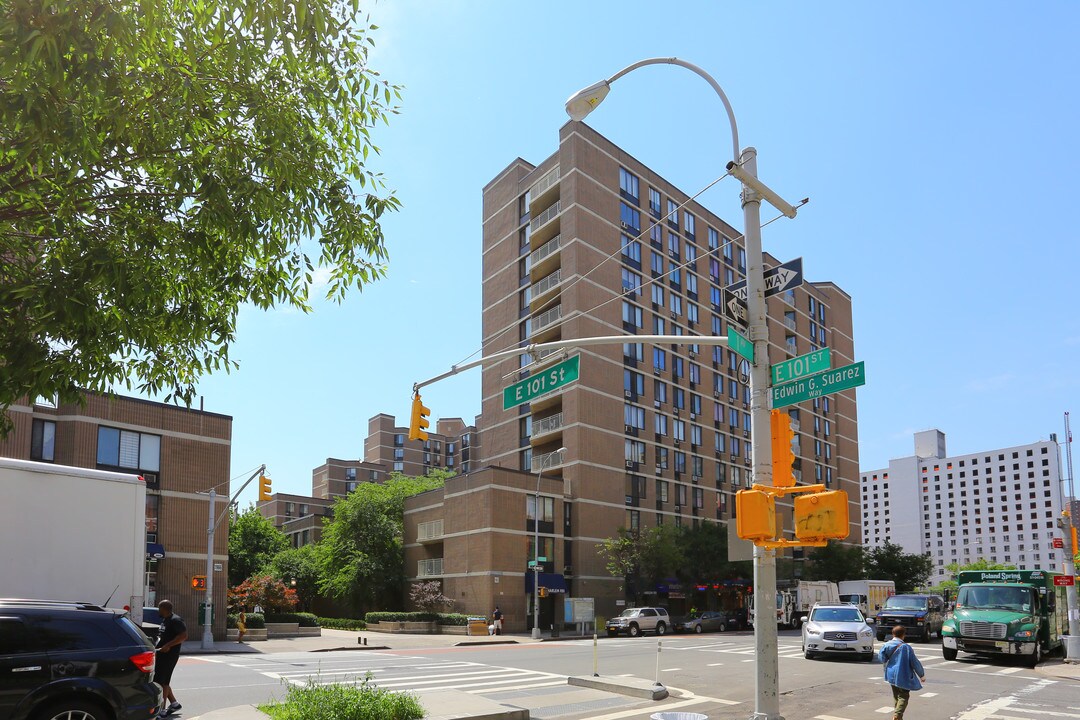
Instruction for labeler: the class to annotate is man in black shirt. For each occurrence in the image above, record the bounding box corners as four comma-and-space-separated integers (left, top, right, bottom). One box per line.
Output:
155, 599, 187, 717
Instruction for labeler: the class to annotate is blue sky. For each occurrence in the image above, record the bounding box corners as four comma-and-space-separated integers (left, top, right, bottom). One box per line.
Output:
186, 1, 1080, 506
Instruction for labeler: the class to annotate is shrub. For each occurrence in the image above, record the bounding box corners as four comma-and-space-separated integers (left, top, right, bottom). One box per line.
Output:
319, 617, 366, 631
436, 613, 468, 626
409, 580, 453, 612
229, 575, 298, 613
264, 612, 320, 627
260, 676, 423, 720
227, 612, 265, 629
364, 611, 437, 624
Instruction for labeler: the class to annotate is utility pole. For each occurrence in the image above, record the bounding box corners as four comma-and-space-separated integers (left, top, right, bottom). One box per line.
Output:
1061, 413, 1079, 659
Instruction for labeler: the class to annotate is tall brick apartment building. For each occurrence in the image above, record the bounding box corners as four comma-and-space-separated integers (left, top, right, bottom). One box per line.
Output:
0, 393, 232, 638
402, 122, 860, 630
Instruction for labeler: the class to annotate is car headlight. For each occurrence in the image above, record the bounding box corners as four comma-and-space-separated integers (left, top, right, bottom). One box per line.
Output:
859, 629, 874, 638
805, 624, 821, 635
1014, 630, 1034, 639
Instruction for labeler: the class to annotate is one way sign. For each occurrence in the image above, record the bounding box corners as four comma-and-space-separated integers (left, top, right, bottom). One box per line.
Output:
725, 257, 804, 302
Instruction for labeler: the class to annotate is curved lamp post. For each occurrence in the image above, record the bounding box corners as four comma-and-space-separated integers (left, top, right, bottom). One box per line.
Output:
566, 58, 797, 720
533, 447, 567, 639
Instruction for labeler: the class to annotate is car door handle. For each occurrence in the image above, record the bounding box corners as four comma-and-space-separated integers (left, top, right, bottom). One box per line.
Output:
13, 666, 43, 672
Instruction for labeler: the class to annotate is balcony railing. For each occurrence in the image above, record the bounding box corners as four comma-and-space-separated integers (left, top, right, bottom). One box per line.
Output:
530, 201, 561, 233
417, 519, 443, 542
530, 234, 561, 267
783, 316, 797, 331
532, 449, 565, 471
417, 558, 444, 577
532, 413, 564, 438
532, 269, 562, 299
532, 304, 562, 333
530, 165, 560, 199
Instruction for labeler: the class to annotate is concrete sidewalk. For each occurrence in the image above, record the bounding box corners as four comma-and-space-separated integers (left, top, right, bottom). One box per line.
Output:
181, 628, 542, 655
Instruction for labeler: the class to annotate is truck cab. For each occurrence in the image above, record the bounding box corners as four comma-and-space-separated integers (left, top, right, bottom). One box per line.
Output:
941, 569, 1066, 668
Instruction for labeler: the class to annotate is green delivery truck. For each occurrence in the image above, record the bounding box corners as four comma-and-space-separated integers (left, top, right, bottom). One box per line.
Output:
941, 569, 1067, 667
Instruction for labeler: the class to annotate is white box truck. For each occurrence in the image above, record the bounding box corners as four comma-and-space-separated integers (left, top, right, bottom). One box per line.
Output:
0, 457, 147, 624
838, 579, 895, 618
750, 580, 840, 628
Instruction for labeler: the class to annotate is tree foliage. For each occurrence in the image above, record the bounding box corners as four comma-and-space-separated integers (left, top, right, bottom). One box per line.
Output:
265, 543, 324, 612
598, 525, 684, 603
0, 0, 400, 431
228, 505, 289, 586
803, 540, 866, 584
409, 581, 453, 613
319, 470, 452, 613
863, 540, 933, 593
674, 521, 751, 584
228, 574, 298, 613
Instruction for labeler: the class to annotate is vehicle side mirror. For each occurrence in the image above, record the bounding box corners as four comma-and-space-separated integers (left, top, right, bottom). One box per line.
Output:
800, 616, 808, 624
867, 618, 876, 624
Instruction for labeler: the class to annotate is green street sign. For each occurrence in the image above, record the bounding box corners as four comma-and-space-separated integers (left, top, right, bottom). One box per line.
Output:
503, 356, 580, 410
728, 327, 754, 362
771, 361, 866, 409
537, 556, 547, 562
771, 348, 831, 385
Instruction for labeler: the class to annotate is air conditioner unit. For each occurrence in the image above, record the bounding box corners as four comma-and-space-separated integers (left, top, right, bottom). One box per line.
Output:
654, 401, 661, 408
674, 505, 682, 512
655, 466, 662, 475
743, 402, 749, 409
689, 351, 697, 358
744, 431, 750, 438
654, 369, 661, 376
625, 460, 635, 469
674, 440, 681, 447
715, 451, 722, 458
624, 390, 633, 398
625, 425, 634, 432
673, 408, 680, 416
713, 392, 720, 398
670, 311, 677, 319
690, 413, 697, 420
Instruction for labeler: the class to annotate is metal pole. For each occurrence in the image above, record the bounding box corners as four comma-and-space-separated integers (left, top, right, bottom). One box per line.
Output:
533, 459, 545, 639
1063, 412, 1079, 641
201, 488, 216, 650
742, 147, 784, 720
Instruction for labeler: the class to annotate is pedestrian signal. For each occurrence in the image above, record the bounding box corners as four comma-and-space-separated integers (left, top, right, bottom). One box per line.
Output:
735, 489, 776, 541
192, 575, 207, 590
794, 490, 850, 541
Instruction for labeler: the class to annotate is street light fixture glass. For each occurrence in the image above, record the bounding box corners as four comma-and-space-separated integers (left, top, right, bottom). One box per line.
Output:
532, 446, 567, 639
565, 81, 609, 121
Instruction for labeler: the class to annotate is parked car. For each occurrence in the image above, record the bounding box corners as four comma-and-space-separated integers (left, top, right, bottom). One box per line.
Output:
606, 607, 670, 637
875, 594, 945, 642
673, 610, 739, 634
801, 603, 876, 661
0, 599, 163, 720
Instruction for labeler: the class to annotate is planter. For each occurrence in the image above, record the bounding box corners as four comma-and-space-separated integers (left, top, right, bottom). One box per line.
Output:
297, 626, 322, 637
438, 625, 468, 635
265, 622, 300, 638
226, 628, 267, 641
366, 621, 437, 634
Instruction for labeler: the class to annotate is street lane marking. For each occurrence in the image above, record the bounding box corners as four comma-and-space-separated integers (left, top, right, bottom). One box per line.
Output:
995, 667, 1024, 675
816, 716, 855, 720
573, 696, 712, 720
662, 667, 682, 671
876, 707, 895, 713
924, 692, 939, 698
466, 679, 566, 693
707, 662, 724, 666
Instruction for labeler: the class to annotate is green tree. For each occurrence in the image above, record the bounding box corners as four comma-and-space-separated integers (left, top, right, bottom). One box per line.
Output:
864, 540, 933, 593
929, 558, 1017, 596
319, 470, 452, 613
803, 540, 866, 584
0, 0, 400, 433
228, 505, 289, 586
674, 521, 751, 584
598, 525, 684, 604
266, 544, 324, 613
228, 574, 298, 614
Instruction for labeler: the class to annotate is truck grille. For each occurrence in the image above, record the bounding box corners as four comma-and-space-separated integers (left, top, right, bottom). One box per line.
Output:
959, 621, 1006, 639
823, 631, 857, 641
878, 616, 916, 628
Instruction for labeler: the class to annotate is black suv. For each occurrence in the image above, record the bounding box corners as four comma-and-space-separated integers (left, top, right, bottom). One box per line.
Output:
0, 600, 163, 720
875, 594, 946, 642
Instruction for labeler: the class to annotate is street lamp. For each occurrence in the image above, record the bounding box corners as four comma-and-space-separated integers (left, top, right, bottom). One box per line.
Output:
533, 446, 567, 639
567, 58, 799, 720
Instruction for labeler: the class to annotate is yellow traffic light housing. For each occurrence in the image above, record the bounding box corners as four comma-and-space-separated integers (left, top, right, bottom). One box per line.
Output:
735, 489, 776, 541
409, 392, 431, 442
538, 587, 548, 599
770, 409, 796, 488
794, 490, 850, 542
258, 474, 273, 502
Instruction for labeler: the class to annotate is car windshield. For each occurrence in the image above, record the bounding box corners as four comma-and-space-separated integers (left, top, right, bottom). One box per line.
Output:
956, 586, 1032, 612
618, 609, 640, 618
884, 595, 928, 611
811, 607, 863, 623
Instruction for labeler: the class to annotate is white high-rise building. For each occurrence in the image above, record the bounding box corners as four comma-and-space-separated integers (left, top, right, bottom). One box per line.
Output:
860, 429, 1066, 585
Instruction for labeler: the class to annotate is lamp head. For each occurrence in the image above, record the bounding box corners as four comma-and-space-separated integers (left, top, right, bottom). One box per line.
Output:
565, 80, 610, 121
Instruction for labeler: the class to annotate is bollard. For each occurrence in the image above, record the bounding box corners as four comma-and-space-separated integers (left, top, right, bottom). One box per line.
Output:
593, 632, 599, 676
654, 638, 663, 688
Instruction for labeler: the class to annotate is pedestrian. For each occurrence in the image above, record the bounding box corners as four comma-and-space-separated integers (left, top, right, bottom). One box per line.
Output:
878, 625, 925, 720
492, 605, 503, 636
253, 603, 263, 615
237, 609, 247, 643
154, 599, 188, 718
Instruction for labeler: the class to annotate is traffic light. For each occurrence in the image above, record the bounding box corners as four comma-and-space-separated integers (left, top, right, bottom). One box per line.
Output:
409, 392, 431, 442
770, 409, 796, 488
191, 575, 207, 590
735, 489, 776, 541
258, 474, 273, 502
794, 490, 850, 541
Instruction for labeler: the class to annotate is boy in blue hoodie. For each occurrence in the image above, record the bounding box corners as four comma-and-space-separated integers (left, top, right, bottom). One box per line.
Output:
878, 625, 925, 720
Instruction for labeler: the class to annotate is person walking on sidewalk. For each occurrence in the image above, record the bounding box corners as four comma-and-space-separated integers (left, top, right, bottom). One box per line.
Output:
237, 609, 247, 643
879, 625, 925, 720
492, 606, 503, 636
155, 599, 188, 718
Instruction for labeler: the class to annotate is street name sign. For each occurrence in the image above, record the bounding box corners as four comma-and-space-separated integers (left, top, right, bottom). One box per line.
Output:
728, 326, 754, 362
725, 257, 804, 301
503, 356, 580, 410
1053, 537, 1065, 549
1053, 575, 1075, 587
771, 360, 865, 409
771, 348, 831, 385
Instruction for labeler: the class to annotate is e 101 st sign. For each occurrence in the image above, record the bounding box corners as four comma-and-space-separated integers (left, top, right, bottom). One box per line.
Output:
503, 356, 580, 410
771, 361, 866, 409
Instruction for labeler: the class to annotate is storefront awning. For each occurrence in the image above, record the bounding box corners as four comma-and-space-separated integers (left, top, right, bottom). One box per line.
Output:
146, 543, 166, 560
525, 572, 568, 594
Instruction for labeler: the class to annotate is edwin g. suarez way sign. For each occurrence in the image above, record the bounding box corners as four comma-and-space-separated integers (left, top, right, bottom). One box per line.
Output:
771, 360, 866, 409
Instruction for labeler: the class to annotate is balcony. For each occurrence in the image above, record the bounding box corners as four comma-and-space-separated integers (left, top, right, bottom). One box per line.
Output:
530, 200, 561, 235
417, 519, 444, 543
532, 449, 566, 472
531, 304, 562, 338
531, 412, 564, 440
783, 316, 797, 332
530, 234, 561, 278
530, 268, 562, 307
529, 165, 560, 208
417, 558, 444, 577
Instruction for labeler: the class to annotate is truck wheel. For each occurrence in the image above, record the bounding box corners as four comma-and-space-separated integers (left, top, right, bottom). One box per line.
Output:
37, 699, 108, 720
942, 647, 957, 661
1026, 643, 1041, 668
792, 617, 802, 630
629, 623, 640, 637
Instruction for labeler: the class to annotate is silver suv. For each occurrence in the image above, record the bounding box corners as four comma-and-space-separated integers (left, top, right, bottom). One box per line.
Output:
606, 607, 670, 637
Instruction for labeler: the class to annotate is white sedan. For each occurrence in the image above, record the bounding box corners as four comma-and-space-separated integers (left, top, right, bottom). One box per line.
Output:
801, 603, 876, 661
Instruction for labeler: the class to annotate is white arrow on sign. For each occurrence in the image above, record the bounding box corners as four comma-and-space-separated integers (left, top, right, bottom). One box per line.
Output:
723, 288, 747, 325
726, 257, 804, 301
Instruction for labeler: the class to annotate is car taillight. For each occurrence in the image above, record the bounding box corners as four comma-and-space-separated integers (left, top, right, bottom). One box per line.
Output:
130, 650, 156, 674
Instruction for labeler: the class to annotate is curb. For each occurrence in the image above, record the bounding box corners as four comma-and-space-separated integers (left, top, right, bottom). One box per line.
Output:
454, 639, 520, 647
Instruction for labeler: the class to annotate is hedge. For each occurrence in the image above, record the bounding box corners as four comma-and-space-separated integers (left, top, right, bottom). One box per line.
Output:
364, 611, 468, 625
264, 612, 320, 627
227, 612, 265, 629
318, 617, 367, 631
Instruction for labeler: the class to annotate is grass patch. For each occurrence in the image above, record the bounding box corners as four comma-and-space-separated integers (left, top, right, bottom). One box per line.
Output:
260, 676, 424, 720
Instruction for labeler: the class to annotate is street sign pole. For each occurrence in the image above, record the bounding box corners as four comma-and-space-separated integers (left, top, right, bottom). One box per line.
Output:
740, 147, 783, 720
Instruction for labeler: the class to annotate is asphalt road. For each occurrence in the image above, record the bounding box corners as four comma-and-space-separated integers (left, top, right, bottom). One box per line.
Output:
176, 629, 1080, 720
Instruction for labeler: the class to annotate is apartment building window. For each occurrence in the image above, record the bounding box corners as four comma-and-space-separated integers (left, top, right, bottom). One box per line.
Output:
622, 268, 642, 295
655, 414, 668, 436
657, 480, 669, 502
650, 251, 663, 274
622, 300, 643, 328
649, 188, 661, 215
625, 440, 646, 464
654, 379, 668, 404
651, 284, 664, 306
96, 426, 160, 475
687, 302, 699, 323
619, 167, 639, 202
624, 342, 644, 361
620, 203, 641, 232
393, 461, 404, 472
31, 419, 56, 462
690, 425, 703, 446
667, 199, 678, 226
394, 448, 404, 461
653, 348, 667, 371
693, 487, 704, 509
